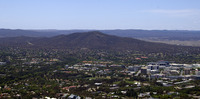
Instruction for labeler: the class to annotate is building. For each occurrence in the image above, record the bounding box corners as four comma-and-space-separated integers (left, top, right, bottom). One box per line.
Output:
0, 62, 6, 65
127, 66, 141, 72
184, 68, 191, 75
147, 61, 170, 67
110, 64, 125, 68
141, 67, 147, 75
68, 94, 81, 99
147, 65, 159, 70
170, 70, 179, 75
65, 65, 69, 69
195, 69, 200, 75
157, 61, 170, 66
147, 62, 157, 65
84, 64, 92, 67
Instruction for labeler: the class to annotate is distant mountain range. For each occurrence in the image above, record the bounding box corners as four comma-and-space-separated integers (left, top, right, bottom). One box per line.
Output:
1, 29, 200, 40
0, 31, 198, 53
0, 29, 57, 38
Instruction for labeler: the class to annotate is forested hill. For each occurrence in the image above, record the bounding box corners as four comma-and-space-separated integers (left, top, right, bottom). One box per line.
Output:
0, 29, 58, 37
0, 31, 199, 53
1, 29, 200, 41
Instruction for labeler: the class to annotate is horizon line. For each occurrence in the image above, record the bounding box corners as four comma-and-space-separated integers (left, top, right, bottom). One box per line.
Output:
0, 28, 200, 31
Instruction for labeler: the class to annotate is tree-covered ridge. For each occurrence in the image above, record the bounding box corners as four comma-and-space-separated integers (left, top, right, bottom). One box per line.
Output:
0, 31, 200, 54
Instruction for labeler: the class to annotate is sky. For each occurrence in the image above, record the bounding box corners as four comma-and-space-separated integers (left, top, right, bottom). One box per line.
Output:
0, 0, 200, 30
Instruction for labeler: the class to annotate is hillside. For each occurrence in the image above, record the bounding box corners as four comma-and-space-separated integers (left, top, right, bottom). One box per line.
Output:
0, 29, 58, 37
0, 31, 199, 53
1, 29, 200, 41
35, 29, 200, 41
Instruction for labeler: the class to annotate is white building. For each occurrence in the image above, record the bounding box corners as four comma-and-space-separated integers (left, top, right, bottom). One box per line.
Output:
0, 62, 6, 65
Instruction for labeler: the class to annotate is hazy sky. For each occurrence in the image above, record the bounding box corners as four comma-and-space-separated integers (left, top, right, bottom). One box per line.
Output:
0, 0, 200, 30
